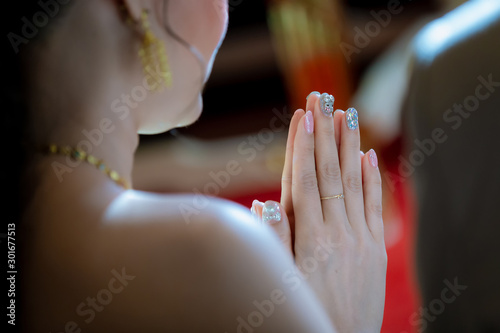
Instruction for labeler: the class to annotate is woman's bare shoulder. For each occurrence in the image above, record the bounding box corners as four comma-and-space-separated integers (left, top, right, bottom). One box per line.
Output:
27, 190, 333, 332
95, 190, 268, 275
86, 191, 314, 331
101, 190, 257, 232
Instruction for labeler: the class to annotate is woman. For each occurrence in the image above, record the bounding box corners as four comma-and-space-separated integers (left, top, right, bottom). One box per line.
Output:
5, 0, 387, 332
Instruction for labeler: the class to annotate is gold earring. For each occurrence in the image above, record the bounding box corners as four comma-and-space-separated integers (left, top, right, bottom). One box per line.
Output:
139, 9, 172, 91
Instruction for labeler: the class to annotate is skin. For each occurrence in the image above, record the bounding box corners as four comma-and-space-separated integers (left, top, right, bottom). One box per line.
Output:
254, 93, 387, 332
21, 0, 386, 332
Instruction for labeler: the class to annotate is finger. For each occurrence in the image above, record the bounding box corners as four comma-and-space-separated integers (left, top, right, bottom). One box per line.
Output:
362, 149, 385, 243
306, 91, 320, 115
292, 111, 323, 232
340, 107, 366, 231
313, 93, 346, 227
333, 109, 343, 154
251, 199, 265, 222
281, 109, 305, 212
262, 201, 293, 256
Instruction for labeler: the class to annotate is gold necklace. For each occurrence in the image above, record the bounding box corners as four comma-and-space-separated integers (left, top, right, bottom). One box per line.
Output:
44, 144, 131, 189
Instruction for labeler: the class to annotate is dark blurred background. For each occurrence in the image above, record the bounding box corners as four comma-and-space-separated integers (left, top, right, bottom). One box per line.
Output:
140, 0, 439, 141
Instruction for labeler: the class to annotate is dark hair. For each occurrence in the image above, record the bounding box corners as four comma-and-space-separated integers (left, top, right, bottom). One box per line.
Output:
3, 2, 73, 331
4, 1, 74, 212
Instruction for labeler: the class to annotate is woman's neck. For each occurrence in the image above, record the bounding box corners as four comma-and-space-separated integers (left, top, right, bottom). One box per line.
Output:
42, 122, 139, 191
24, 0, 155, 193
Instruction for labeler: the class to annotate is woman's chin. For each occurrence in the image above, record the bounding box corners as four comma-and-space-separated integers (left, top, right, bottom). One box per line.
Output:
175, 95, 204, 128
138, 124, 172, 135
176, 107, 202, 128
138, 100, 203, 135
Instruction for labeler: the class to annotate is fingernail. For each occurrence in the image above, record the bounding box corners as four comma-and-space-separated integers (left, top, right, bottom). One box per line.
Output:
304, 111, 314, 134
320, 93, 334, 116
346, 107, 358, 130
252, 199, 264, 208
306, 91, 320, 100
360, 150, 365, 157
252, 200, 264, 213
262, 201, 282, 224
368, 149, 378, 168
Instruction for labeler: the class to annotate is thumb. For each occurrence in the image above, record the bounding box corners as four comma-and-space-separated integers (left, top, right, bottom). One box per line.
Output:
262, 200, 293, 257
251, 199, 265, 222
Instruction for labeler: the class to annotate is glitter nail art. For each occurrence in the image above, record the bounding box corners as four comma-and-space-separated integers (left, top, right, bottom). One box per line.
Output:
320, 93, 335, 116
262, 202, 282, 224
346, 107, 358, 130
